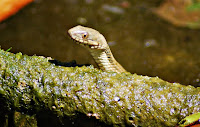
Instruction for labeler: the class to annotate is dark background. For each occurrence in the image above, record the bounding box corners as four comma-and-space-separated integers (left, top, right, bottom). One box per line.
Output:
0, 0, 200, 86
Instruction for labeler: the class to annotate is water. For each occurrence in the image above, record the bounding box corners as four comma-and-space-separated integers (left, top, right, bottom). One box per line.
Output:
0, 0, 200, 87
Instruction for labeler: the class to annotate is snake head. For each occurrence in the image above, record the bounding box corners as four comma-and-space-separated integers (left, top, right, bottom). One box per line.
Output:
68, 25, 108, 50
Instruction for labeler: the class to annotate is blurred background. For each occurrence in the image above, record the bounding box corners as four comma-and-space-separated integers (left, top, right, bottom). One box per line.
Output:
0, 0, 200, 87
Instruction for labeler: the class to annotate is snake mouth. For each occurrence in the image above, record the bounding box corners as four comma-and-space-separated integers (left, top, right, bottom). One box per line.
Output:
69, 36, 99, 49
68, 35, 99, 49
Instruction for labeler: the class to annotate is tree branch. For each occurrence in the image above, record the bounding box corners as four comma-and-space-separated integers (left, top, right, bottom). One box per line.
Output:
0, 49, 199, 126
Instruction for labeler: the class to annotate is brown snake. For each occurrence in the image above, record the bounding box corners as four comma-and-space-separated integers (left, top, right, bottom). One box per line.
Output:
68, 25, 127, 73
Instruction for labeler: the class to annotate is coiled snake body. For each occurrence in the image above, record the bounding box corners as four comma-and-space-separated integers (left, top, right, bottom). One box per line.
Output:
68, 25, 126, 73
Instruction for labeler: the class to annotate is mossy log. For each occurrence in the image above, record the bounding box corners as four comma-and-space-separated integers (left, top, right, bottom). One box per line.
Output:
0, 49, 199, 127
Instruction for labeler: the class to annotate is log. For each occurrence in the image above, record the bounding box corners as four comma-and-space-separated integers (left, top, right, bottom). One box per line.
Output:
0, 49, 199, 126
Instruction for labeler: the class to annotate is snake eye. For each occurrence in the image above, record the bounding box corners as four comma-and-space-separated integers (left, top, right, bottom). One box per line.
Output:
82, 33, 88, 39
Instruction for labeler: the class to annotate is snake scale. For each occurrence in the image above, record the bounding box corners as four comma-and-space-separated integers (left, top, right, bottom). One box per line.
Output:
68, 25, 126, 73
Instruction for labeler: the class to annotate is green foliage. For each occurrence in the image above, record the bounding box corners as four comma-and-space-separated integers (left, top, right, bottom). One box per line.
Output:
187, 2, 200, 11
5, 47, 12, 52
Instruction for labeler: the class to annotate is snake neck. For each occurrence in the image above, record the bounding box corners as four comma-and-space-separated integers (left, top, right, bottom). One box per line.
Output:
68, 25, 127, 73
89, 47, 126, 73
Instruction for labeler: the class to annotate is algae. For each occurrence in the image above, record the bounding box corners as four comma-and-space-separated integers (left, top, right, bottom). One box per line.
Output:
0, 49, 199, 126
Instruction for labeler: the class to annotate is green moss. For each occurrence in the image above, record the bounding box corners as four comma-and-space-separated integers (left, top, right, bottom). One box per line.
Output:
0, 49, 199, 126
14, 111, 37, 127
187, 2, 200, 11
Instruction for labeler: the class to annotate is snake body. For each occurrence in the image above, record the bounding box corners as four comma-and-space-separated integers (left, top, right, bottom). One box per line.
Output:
68, 25, 126, 73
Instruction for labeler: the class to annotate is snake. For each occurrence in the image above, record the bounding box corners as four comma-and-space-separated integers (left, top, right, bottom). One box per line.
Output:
68, 26, 200, 126
68, 25, 127, 73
